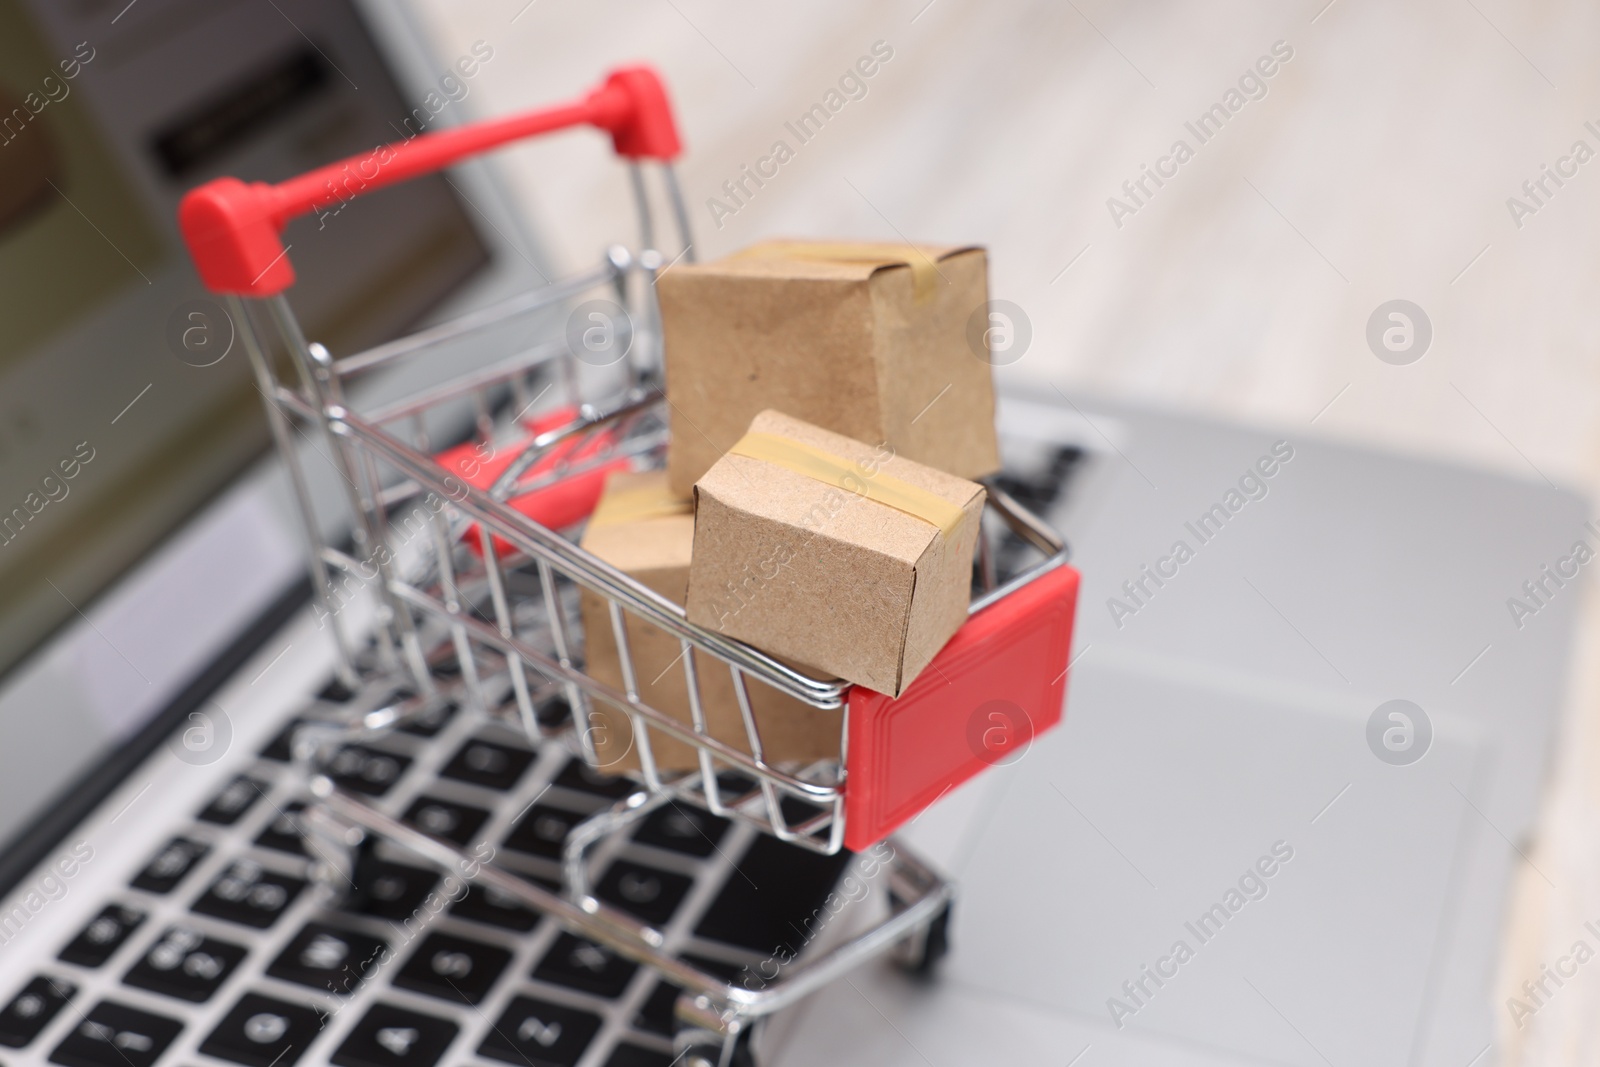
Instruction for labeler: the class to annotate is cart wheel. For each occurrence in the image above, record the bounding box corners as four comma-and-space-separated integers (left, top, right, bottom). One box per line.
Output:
893, 900, 953, 976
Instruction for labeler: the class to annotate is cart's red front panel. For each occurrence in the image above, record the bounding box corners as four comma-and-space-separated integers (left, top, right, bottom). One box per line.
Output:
842, 562, 1080, 852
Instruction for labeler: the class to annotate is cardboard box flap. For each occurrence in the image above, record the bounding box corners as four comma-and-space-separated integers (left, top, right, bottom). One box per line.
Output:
714, 241, 982, 303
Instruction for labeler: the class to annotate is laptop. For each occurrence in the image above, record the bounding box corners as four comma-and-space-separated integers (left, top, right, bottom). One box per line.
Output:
778, 397, 1584, 1066
0, 2, 1583, 1065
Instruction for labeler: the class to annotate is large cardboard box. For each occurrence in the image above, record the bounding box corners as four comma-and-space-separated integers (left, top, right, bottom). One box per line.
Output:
578, 470, 842, 772
684, 411, 985, 698
658, 240, 1001, 496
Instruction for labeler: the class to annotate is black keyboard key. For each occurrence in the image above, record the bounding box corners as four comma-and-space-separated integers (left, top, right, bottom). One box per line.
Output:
344, 858, 438, 921
631, 803, 730, 858
503, 805, 585, 859
130, 837, 209, 894
635, 957, 747, 1038
267, 923, 388, 995
450, 884, 541, 932
639, 951, 740, 1035
259, 720, 304, 762
439, 739, 534, 791
683, 953, 744, 981
593, 860, 692, 927
255, 803, 307, 856
199, 993, 325, 1067
605, 1045, 675, 1067
319, 677, 357, 703
48, 1000, 181, 1067
122, 926, 246, 1002
532, 694, 572, 730
59, 905, 145, 968
326, 746, 412, 797
779, 795, 829, 827
0, 976, 75, 1048
400, 797, 489, 847
714, 772, 759, 802
331, 1003, 458, 1067
532, 934, 638, 998
477, 996, 599, 1067
393, 933, 510, 1005
693, 834, 853, 955
192, 860, 305, 929
553, 757, 637, 800
399, 701, 457, 739
198, 777, 269, 826
633, 981, 678, 1037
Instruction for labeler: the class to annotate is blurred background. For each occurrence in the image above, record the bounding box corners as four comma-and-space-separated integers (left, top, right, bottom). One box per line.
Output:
388, 0, 1600, 1061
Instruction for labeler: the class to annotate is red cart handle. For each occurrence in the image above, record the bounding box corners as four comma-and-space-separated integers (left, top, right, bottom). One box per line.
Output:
179, 65, 680, 298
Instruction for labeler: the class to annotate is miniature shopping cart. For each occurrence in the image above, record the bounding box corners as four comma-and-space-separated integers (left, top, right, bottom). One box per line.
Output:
178, 66, 1078, 1066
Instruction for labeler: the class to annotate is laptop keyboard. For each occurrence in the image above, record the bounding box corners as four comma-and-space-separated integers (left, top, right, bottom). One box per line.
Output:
8, 684, 863, 1067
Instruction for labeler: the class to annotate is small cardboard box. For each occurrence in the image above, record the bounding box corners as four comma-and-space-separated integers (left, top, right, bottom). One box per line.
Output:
684, 411, 985, 697
658, 240, 1001, 496
578, 470, 842, 772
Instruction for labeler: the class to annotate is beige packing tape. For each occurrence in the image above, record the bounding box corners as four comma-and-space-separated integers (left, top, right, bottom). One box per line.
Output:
728, 431, 965, 538
734, 241, 943, 305
588, 480, 693, 528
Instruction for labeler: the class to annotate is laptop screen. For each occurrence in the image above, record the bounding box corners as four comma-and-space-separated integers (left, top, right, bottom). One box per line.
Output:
0, 0, 492, 853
